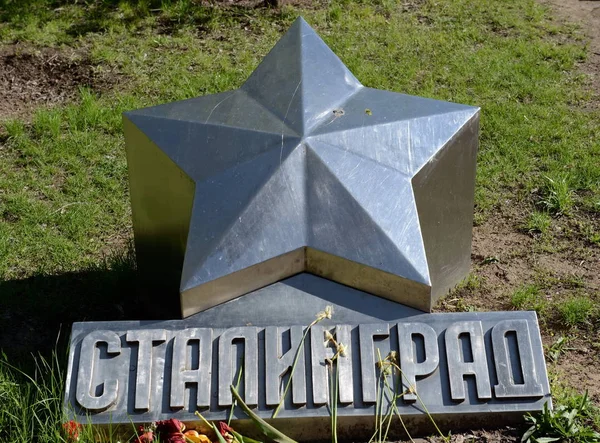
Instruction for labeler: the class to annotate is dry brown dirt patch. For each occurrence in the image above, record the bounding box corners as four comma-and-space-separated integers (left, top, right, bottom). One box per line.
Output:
438, 203, 600, 405
0, 45, 116, 121
543, 0, 600, 110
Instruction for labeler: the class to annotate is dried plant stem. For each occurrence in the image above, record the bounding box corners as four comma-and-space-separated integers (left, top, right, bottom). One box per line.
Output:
328, 357, 340, 443
325, 329, 345, 443
273, 306, 332, 419
377, 349, 386, 443
378, 349, 400, 443
367, 376, 380, 443
368, 349, 386, 443
390, 362, 449, 442
382, 379, 394, 442
382, 374, 414, 443
393, 402, 414, 443
272, 323, 312, 418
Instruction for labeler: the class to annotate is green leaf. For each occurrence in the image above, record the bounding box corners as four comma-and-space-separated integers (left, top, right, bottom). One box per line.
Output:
232, 429, 263, 443
230, 385, 298, 443
194, 411, 229, 443
521, 425, 536, 442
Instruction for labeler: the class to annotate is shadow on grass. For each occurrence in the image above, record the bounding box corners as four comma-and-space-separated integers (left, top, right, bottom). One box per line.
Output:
0, 0, 280, 39
0, 248, 143, 362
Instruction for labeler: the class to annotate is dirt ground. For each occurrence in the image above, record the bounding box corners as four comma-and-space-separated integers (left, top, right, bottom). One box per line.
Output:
509, 0, 600, 401
432, 2, 600, 439
429, 0, 600, 438
544, 0, 600, 109
535, 0, 600, 409
0, 44, 117, 121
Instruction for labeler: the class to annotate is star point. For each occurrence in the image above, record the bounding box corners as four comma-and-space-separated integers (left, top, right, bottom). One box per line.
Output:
124, 16, 479, 318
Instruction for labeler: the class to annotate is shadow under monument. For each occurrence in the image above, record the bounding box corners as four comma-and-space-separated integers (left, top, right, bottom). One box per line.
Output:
0, 244, 428, 363
0, 247, 145, 362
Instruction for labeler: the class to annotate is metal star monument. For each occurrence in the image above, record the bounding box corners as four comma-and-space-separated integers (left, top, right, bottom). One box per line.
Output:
123, 17, 479, 318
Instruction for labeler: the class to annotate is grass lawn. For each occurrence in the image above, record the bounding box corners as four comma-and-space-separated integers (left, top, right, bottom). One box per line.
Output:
0, 0, 599, 441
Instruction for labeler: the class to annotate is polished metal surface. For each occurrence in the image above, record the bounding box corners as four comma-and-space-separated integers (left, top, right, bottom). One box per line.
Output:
123, 17, 480, 318
64, 275, 550, 441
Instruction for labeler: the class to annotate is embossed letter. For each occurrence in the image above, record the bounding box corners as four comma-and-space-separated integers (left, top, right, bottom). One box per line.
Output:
492, 319, 543, 398
76, 330, 121, 411
397, 323, 439, 401
359, 324, 390, 403
311, 325, 354, 405
218, 327, 259, 407
126, 329, 167, 410
445, 321, 492, 401
265, 326, 306, 406
170, 328, 212, 409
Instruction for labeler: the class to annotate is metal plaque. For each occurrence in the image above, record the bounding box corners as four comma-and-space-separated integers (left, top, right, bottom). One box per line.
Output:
64, 274, 550, 440
123, 17, 479, 318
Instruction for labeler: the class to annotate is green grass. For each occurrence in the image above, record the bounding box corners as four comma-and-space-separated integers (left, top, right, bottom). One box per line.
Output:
1, 0, 599, 281
539, 368, 600, 442
558, 296, 597, 327
511, 284, 547, 314
0, 352, 65, 442
523, 391, 600, 442
0, 351, 131, 443
540, 173, 575, 216
525, 211, 553, 235
510, 282, 599, 328
0, 0, 599, 440
0, 89, 135, 280
456, 272, 483, 291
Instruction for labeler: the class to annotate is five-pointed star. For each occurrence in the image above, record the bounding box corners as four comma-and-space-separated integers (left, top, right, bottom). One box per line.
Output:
124, 17, 479, 318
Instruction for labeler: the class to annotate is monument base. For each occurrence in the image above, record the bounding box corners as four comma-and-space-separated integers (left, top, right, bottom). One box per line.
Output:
64, 273, 550, 440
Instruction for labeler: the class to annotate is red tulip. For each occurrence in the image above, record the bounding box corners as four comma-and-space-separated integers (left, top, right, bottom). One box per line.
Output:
156, 418, 185, 434
62, 420, 82, 442
136, 430, 154, 443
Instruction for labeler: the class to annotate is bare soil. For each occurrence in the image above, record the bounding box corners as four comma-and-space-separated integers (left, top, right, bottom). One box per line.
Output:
423, 427, 521, 442
0, 44, 117, 121
484, 213, 597, 388
437, 201, 600, 389
543, 0, 600, 110
434, 1, 600, 419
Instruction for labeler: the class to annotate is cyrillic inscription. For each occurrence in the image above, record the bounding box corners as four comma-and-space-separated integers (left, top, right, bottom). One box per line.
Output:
127, 329, 166, 410
445, 321, 492, 401
310, 325, 353, 405
265, 326, 306, 406
492, 319, 543, 398
218, 327, 259, 407
65, 312, 550, 429
76, 330, 121, 411
170, 328, 212, 409
359, 324, 390, 403
397, 323, 439, 402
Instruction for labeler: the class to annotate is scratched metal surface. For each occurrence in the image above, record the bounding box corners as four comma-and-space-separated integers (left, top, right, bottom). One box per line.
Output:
123, 17, 479, 318
64, 274, 550, 439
